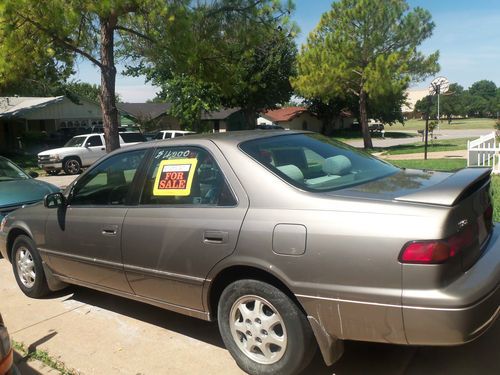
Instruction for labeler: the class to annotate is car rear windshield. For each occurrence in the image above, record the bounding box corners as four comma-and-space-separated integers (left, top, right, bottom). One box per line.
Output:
240, 133, 398, 192
120, 132, 146, 143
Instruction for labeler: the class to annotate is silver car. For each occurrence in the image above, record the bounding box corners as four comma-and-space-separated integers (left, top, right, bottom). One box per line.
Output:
1, 131, 498, 375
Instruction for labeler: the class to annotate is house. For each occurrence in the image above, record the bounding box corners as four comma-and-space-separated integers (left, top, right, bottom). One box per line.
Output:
118, 102, 181, 130
259, 107, 323, 132
201, 108, 250, 132
0, 96, 103, 151
119, 102, 250, 132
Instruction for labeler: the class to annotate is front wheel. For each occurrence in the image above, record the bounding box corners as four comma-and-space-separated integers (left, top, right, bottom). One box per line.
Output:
63, 157, 81, 175
218, 279, 316, 375
12, 235, 50, 298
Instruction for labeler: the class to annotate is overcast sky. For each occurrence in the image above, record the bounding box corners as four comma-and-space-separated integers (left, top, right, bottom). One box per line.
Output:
72, 0, 500, 102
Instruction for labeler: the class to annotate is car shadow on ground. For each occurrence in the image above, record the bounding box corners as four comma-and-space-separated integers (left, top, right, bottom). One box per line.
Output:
62, 286, 499, 375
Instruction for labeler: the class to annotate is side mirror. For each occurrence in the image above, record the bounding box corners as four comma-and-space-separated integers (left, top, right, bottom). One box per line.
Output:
28, 171, 39, 178
85, 142, 91, 148
44, 192, 66, 208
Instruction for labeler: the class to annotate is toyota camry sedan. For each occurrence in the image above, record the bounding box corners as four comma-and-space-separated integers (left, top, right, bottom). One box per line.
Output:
0, 131, 498, 375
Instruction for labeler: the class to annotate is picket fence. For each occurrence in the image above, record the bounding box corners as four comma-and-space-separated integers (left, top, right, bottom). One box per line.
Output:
467, 132, 500, 174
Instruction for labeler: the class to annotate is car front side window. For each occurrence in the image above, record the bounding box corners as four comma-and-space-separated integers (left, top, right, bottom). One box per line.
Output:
140, 147, 236, 206
70, 150, 147, 206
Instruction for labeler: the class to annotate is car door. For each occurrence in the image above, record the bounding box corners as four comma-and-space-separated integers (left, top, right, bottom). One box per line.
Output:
44, 149, 148, 292
84, 135, 106, 165
121, 141, 249, 311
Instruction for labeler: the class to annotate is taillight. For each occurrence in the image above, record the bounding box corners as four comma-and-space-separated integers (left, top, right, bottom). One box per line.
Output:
399, 223, 478, 264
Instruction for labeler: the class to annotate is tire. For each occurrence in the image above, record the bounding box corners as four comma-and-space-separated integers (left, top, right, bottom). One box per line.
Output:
218, 279, 316, 375
11, 235, 50, 298
46, 169, 60, 176
63, 157, 81, 175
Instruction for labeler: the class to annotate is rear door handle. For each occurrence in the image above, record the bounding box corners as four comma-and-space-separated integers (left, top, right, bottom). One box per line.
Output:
203, 230, 228, 244
102, 224, 119, 236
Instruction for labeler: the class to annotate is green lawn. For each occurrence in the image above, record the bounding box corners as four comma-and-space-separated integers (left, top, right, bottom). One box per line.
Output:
389, 159, 499, 222
374, 138, 472, 155
391, 117, 496, 131
492, 175, 500, 222
3, 153, 44, 174
389, 158, 468, 171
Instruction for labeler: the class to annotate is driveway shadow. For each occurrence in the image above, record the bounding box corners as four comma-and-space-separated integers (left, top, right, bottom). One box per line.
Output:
61, 286, 499, 375
64, 286, 225, 348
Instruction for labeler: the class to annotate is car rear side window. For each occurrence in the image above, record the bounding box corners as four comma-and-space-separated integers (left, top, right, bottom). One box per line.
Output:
70, 150, 147, 206
140, 147, 236, 206
120, 132, 146, 143
240, 133, 398, 192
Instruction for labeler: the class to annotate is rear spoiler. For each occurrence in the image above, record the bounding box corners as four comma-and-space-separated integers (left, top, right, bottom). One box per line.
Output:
395, 168, 491, 206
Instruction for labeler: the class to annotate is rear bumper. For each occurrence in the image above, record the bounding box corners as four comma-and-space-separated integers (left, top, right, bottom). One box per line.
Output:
403, 225, 500, 345
403, 284, 499, 345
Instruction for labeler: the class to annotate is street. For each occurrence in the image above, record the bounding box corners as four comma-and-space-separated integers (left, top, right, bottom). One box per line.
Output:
0, 260, 498, 375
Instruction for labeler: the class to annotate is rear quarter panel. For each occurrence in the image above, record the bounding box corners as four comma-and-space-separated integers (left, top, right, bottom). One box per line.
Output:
210, 142, 450, 344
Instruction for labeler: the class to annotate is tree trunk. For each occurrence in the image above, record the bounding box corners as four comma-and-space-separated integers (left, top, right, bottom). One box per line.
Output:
100, 15, 120, 152
359, 90, 373, 149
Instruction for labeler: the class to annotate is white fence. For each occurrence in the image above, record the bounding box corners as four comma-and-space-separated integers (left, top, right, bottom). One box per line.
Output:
467, 132, 500, 173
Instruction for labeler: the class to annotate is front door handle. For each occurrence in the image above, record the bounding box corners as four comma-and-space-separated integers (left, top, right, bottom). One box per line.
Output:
203, 230, 228, 244
102, 224, 119, 236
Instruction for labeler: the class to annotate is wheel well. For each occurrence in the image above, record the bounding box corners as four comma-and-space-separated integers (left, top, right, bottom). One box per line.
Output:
62, 155, 82, 165
6, 228, 30, 261
208, 266, 306, 319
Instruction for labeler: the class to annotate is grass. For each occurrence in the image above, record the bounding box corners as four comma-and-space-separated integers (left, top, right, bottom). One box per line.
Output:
3, 152, 44, 174
13, 340, 78, 375
373, 138, 472, 155
388, 159, 500, 222
492, 175, 500, 222
389, 158, 468, 171
391, 117, 496, 131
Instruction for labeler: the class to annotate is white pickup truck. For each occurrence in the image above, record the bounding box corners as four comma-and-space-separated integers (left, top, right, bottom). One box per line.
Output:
38, 132, 145, 175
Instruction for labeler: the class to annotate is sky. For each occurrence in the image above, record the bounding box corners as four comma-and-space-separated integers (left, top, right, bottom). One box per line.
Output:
73, 0, 500, 102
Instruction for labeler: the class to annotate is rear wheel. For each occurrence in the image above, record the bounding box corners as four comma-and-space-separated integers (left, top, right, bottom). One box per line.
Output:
12, 235, 50, 298
63, 157, 81, 175
218, 279, 316, 375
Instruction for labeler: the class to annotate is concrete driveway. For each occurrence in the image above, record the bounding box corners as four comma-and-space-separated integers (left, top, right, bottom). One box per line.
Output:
0, 260, 498, 375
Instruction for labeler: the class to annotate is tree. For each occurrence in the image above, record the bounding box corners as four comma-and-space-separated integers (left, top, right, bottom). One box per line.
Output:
292, 0, 439, 149
129, 0, 296, 129
438, 83, 465, 122
469, 80, 497, 100
63, 81, 102, 103
415, 83, 466, 123
0, 0, 173, 152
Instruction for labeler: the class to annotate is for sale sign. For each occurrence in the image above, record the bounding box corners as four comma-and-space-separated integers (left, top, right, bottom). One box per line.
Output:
153, 158, 198, 196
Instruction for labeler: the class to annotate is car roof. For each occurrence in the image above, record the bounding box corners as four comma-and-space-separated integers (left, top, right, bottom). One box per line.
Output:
113, 130, 307, 154
160, 130, 194, 133
160, 130, 304, 146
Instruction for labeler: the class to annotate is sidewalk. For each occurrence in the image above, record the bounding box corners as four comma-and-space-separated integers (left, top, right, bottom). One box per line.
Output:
377, 149, 467, 160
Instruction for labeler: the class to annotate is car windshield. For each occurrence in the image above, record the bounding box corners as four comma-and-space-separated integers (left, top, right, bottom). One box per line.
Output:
64, 136, 87, 147
0, 158, 30, 181
240, 133, 399, 192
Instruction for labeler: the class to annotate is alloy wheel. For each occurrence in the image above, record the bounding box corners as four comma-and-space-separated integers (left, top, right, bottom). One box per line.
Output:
229, 295, 287, 365
16, 246, 36, 288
